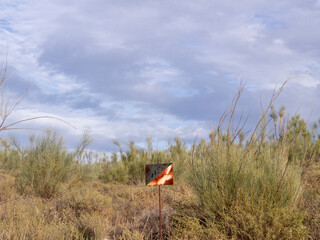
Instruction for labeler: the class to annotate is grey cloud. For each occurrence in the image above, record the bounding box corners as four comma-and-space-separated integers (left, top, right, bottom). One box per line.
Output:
36, 0, 320, 121
1, 0, 320, 151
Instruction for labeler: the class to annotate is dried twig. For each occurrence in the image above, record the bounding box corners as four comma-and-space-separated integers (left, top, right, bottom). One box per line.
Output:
0, 56, 76, 133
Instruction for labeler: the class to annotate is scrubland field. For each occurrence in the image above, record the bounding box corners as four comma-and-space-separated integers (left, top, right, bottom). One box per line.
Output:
0, 87, 320, 240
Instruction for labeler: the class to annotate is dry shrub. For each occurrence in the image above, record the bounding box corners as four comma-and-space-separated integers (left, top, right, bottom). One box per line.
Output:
0, 169, 16, 201
0, 181, 111, 239
302, 163, 320, 239
169, 215, 226, 240
61, 182, 111, 216
104, 183, 185, 239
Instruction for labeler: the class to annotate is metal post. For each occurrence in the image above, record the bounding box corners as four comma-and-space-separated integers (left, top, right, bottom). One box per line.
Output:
159, 185, 162, 240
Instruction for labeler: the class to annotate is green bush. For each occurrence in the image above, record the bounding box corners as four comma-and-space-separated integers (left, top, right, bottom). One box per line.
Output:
15, 130, 86, 198
99, 160, 129, 183
183, 84, 308, 239
0, 138, 21, 171
186, 142, 307, 239
100, 140, 169, 184
99, 138, 188, 185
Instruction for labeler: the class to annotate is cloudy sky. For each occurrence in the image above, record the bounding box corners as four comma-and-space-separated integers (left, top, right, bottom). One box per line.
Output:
0, 0, 319, 151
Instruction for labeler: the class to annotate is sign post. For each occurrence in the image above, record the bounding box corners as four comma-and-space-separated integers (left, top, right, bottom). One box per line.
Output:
145, 163, 173, 240
159, 185, 162, 239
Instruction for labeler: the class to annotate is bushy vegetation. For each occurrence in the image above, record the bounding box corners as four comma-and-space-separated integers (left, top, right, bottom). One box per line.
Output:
0, 82, 320, 239
0, 130, 91, 198
99, 137, 187, 184
184, 129, 307, 239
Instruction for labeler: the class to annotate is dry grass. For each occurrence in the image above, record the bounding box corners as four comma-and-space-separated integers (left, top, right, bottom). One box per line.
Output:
302, 162, 320, 240
0, 161, 319, 239
0, 170, 191, 240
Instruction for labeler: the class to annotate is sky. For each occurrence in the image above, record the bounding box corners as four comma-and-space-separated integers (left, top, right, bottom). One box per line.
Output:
0, 0, 319, 152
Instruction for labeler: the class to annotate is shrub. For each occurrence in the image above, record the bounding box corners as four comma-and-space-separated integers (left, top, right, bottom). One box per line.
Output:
100, 140, 169, 184
15, 130, 86, 198
0, 138, 21, 171
184, 82, 308, 239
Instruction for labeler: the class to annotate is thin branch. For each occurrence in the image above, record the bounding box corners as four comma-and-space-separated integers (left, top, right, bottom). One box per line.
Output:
248, 80, 288, 145
0, 84, 29, 129
2, 127, 42, 131
231, 113, 250, 144
0, 51, 8, 88
191, 131, 200, 165
0, 116, 77, 132
237, 79, 289, 177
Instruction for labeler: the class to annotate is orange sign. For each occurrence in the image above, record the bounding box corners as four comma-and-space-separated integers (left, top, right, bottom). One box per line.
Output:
145, 163, 173, 186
